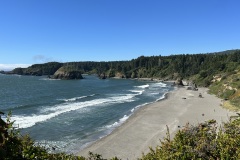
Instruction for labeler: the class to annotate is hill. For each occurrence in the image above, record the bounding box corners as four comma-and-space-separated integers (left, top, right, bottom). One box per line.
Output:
5, 50, 239, 79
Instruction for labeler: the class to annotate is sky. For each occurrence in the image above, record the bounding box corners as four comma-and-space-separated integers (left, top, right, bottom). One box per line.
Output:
0, 0, 240, 70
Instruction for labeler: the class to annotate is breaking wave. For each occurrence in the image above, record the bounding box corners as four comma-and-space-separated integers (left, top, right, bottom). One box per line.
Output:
58, 94, 95, 102
135, 84, 149, 89
152, 82, 167, 88
105, 115, 130, 129
128, 90, 144, 95
156, 92, 168, 102
12, 93, 138, 129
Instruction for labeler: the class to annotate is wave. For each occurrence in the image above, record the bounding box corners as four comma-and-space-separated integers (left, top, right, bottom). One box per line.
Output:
58, 94, 95, 102
128, 90, 144, 95
152, 82, 167, 88
131, 102, 151, 113
105, 115, 130, 129
135, 84, 149, 89
155, 92, 168, 102
12, 93, 137, 129
149, 92, 159, 95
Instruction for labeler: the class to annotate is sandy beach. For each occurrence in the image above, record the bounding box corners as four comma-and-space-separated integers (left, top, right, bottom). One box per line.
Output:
77, 86, 235, 159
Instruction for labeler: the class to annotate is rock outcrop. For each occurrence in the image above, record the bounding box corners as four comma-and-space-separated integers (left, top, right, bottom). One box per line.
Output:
107, 70, 126, 79
175, 77, 184, 86
52, 67, 83, 80
99, 73, 106, 79
115, 72, 126, 78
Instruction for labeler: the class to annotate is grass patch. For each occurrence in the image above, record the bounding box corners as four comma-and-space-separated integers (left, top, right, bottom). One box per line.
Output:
223, 101, 240, 112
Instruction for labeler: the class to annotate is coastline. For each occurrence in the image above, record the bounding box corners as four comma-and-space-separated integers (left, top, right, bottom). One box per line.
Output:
77, 86, 235, 159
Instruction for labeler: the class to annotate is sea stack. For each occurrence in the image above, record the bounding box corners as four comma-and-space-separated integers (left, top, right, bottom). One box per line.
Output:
52, 66, 83, 80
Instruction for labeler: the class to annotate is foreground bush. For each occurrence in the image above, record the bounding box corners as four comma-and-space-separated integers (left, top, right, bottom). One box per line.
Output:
141, 117, 240, 160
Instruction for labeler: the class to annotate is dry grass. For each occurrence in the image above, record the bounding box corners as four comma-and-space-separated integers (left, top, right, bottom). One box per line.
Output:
223, 101, 240, 112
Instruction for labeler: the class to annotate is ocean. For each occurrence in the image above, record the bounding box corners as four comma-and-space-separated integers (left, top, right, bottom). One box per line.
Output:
0, 74, 173, 154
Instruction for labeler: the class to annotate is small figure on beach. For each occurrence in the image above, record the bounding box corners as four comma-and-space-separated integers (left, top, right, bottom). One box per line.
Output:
202, 113, 205, 116
199, 93, 202, 98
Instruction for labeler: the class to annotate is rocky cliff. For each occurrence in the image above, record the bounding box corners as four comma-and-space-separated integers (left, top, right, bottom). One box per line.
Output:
5, 62, 63, 76
51, 66, 83, 80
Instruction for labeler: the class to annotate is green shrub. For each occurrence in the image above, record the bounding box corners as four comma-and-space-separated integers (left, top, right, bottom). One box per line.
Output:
221, 89, 235, 99
230, 97, 240, 109
141, 117, 240, 160
199, 70, 208, 78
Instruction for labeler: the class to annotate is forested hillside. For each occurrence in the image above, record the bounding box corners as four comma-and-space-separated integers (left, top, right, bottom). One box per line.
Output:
7, 49, 240, 86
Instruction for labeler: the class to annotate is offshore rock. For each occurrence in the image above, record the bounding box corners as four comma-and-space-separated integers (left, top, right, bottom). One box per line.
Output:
52, 67, 83, 80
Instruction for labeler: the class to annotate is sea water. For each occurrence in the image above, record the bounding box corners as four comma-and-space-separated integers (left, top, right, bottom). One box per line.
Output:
0, 74, 173, 153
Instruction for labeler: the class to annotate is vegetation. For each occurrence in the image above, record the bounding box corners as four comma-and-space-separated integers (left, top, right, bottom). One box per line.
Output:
209, 70, 240, 111
10, 62, 63, 76
6, 50, 240, 83
141, 116, 240, 160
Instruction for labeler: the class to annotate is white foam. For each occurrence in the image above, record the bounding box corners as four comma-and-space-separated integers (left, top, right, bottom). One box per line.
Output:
119, 115, 129, 122
152, 82, 167, 87
128, 90, 144, 95
149, 92, 159, 95
12, 94, 137, 129
156, 92, 168, 102
135, 84, 149, 89
12, 113, 60, 129
111, 95, 135, 103
105, 122, 119, 128
58, 94, 95, 102
105, 114, 130, 129
60, 96, 86, 102
131, 102, 151, 113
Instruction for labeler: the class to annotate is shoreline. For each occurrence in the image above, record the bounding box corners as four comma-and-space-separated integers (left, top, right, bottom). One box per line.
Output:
77, 86, 235, 159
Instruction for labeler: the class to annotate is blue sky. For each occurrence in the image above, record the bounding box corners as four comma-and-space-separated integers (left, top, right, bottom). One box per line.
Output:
0, 0, 240, 70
